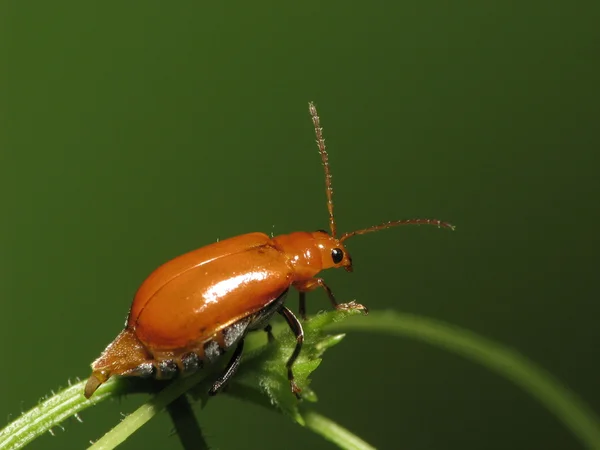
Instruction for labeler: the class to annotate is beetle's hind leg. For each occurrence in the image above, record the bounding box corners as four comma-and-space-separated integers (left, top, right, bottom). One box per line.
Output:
298, 292, 307, 320
278, 306, 304, 398
208, 339, 245, 396
264, 324, 275, 343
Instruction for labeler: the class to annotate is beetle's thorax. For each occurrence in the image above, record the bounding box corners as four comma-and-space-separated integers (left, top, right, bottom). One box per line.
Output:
271, 230, 351, 279
271, 231, 323, 280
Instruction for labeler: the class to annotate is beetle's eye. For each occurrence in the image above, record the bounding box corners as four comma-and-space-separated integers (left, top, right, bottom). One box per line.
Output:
331, 248, 344, 264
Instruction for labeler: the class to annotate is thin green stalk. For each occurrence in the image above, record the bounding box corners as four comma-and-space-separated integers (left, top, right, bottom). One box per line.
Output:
0, 379, 119, 450
302, 410, 376, 450
327, 310, 600, 450
88, 371, 206, 449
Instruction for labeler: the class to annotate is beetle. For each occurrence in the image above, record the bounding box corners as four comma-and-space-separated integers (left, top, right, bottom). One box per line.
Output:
84, 102, 455, 399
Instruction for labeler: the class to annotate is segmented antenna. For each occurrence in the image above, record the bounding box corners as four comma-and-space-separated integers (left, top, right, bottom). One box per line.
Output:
340, 219, 456, 242
309, 102, 337, 237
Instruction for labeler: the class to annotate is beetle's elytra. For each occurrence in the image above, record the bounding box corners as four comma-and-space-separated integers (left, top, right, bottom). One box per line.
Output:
84, 103, 455, 399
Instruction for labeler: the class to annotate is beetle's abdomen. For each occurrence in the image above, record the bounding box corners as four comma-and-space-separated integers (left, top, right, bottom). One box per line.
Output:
132, 245, 291, 350
83, 234, 292, 399
84, 312, 254, 398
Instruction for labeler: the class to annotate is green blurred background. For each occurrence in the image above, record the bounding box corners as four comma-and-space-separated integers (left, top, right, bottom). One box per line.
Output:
1, 2, 599, 449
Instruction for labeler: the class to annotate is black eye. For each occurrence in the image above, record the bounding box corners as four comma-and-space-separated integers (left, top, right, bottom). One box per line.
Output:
331, 248, 344, 264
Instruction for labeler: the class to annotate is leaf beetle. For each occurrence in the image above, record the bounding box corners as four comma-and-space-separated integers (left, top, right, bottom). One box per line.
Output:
84, 102, 454, 399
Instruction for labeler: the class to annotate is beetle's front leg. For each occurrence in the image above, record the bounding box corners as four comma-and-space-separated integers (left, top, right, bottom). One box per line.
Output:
293, 278, 368, 318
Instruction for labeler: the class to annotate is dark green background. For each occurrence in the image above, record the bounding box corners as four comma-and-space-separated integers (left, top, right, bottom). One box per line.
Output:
1, 2, 599, 449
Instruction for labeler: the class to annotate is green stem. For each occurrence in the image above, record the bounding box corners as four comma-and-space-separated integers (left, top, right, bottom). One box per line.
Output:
302, 410, 376, 450
327, 310, 600, 450
0, 379, 123, 450
88, 371, 206, 449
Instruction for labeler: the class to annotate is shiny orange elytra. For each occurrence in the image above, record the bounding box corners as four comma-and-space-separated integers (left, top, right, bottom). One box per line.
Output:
84, 103, 455, 399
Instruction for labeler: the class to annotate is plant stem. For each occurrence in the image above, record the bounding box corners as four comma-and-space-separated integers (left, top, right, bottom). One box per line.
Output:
302, 410, 376, 450
0, 379, 123, 450
88, 371, 206, 449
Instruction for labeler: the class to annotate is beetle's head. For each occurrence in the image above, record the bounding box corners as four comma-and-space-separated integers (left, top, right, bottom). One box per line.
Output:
311, 230, 353, 272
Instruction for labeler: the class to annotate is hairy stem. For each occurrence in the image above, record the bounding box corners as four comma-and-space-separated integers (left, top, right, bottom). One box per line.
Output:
88, 371, 206, 449
0, 379, 122, 450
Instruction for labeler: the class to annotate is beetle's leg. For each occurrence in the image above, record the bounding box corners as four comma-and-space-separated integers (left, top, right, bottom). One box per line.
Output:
278, 306, 304, 398
264, 324, 275, 343
298, 292, 307, 320
208, 339, 244, 396
294, 278, 338, 308
294, 278, 368, 314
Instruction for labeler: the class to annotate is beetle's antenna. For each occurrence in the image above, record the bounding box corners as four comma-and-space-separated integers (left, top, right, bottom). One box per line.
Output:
340, 219, 456, 242
309, 102, 337, 238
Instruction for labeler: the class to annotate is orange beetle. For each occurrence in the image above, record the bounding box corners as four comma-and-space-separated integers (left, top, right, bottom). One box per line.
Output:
84, 103, 455, 399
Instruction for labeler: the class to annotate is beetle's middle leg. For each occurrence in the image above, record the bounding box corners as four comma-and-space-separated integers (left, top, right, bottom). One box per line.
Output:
208, 339, 244, 396
264, 324, 275, 343
278, 306, 304, 398
294, 278, 368, 320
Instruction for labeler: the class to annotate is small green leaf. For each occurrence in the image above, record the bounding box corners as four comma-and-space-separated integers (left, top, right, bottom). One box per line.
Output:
225, 304, 365, 422
316, 333, 346, 352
